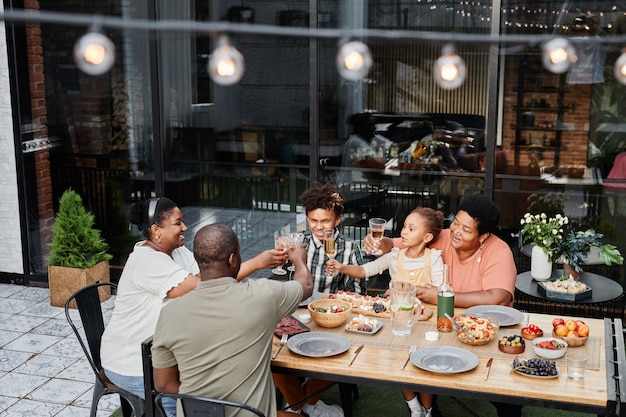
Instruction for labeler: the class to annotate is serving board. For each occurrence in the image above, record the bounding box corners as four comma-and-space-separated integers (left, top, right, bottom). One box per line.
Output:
537, 282, 592, 301
351, 306, 433, 321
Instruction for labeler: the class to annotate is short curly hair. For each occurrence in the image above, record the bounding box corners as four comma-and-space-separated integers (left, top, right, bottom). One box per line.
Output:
457, 194, 500, 235
300, 183, 345, 217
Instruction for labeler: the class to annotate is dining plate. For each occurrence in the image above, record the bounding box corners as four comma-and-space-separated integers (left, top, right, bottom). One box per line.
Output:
464, 305, 525, 327
345, 320, 383, 335
287, 332, 351, 357
299, 290, 323, 307
410, 346, 479, 374
512, 367, 560, 379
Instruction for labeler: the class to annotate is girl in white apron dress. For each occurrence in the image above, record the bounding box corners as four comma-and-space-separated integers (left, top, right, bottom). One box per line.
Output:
326, 207, 445, 417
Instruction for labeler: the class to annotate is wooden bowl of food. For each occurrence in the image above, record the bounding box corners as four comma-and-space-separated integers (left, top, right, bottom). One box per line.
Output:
308, 299, 352, 328
552, 331, 588, 347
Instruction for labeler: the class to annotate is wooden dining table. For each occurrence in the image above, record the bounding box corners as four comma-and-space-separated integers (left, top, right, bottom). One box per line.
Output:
271, 305, 626, 417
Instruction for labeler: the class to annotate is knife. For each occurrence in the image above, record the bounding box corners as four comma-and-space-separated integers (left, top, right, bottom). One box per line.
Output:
348, 345, 364, 366
484, 357, 493, 380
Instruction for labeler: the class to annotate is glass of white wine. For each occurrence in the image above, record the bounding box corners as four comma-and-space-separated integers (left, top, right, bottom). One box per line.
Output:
271, 235, 288, 276
368, 217, 387, 255
323, 229, 338, 279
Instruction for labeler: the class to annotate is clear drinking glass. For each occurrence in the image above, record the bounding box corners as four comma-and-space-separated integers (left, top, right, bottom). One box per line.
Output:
272, 235, 288, 276
323, 229, 338, 279
368, 218, 387, 255
286, 232, 304, 272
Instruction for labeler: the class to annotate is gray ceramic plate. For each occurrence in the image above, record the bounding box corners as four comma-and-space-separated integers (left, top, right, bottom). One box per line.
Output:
299, 290, 323, 307
411, 346, 479, 374
465, 305, 525, 327
287, 332, 351, 357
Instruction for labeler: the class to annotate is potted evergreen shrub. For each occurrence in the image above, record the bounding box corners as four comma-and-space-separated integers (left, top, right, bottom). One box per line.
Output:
48, 188, 113, 308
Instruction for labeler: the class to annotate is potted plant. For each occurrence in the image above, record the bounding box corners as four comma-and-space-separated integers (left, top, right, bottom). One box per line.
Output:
48, 188, 113, 308
520, 212, 568, 280
554, 229, 623, 279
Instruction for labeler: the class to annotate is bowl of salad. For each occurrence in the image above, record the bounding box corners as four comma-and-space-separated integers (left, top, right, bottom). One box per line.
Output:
308, 299, 352, 328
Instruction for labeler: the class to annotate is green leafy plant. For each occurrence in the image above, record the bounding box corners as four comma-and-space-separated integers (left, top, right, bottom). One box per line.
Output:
48, 188, 112, 269
554, 229, 624, 273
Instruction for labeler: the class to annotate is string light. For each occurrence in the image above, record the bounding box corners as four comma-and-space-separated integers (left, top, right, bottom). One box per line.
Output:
208, 35, 245, 86
336, 40, 373, 81
542, 37, 577, 74
434, 44, 466, 90
74, 30, 115, 76
614, 49, 626, 85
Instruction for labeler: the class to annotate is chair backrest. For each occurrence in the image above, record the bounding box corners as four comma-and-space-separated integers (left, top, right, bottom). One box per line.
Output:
65, 282, 117, 383
142, 335, 157, 417
155, 392, 265, 417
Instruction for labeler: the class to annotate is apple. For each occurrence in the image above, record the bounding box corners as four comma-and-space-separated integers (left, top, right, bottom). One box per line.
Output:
567, 330, 579, 339
552, 318, 565, 328
565, 320, 577, 331
555, 324, 568, 336
577, 324, 590, 337
575, 320, 585, 327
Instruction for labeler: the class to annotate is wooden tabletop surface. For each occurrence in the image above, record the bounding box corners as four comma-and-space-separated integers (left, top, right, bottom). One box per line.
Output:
271, 305, 616, 414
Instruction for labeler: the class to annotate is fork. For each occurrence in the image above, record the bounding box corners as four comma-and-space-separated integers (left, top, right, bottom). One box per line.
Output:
445, 313, 475, 341
401, 345, 417, 370
272, 334, 288, 360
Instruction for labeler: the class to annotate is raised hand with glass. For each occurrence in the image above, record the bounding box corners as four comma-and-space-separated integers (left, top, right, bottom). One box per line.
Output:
368, 217, 387, 255
272, 234, 288, 276
286, 232, 305, 272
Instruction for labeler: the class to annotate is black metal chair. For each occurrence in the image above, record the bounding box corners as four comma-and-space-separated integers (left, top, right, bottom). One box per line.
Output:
142, 335, 159, 417
64, 282, 146, 417
155, 392, 266, 417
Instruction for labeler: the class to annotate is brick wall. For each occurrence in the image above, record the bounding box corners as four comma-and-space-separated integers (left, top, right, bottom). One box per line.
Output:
502, 54, 592, 170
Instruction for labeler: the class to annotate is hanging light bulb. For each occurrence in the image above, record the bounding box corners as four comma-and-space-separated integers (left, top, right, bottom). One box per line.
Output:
434, 44, 466, 90
74, 30, 116, 76
336, 40, 372, 81
614, 49, 626, 85
208, 35, 245, 86
542, 37, 577, 74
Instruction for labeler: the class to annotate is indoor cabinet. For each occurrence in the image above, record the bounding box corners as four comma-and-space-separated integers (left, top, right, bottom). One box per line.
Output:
512, 51, 573, 169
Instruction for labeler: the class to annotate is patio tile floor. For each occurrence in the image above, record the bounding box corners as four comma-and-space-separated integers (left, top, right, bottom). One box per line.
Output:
0, 283, 118, 417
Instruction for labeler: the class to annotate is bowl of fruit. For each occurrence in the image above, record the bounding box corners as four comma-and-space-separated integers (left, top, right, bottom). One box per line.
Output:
308, 299, 352, 328
520, 323, 543, 340
499, 335, 525, 354
532, 337, 568, 359
551, 317, 589, 347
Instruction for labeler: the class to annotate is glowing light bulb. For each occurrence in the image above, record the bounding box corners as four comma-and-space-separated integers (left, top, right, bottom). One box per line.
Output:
614, 51, 626, 85
542, 38, 577, 74
216, 58, 236, 77
208, 36, 245, 86
336, 41, 372, 81
74, 31, 115, 76
434, 45, 466, 90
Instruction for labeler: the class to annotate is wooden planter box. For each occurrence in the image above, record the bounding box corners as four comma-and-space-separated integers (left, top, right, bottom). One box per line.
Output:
48, 260, 111, 308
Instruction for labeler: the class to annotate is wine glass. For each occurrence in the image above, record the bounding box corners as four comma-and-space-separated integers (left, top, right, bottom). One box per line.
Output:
272, 235, 288, 276
286, 232, 305, 272
323, 229, 338, 279
368, 217, 387, 255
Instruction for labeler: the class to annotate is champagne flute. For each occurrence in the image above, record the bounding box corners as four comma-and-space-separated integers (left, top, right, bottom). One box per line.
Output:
272, 235, 288, 276
323, 229, 338, 279
286, 232, 304, 272
368, 218, 387, 255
